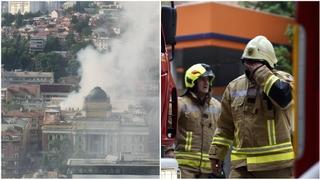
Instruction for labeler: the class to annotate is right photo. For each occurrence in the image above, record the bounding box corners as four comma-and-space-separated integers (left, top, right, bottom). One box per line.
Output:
161, 1, 319, 179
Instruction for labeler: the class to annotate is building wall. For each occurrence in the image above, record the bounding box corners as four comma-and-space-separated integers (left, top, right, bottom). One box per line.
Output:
1, 118, 31, 179
2, 135, 22, 178
2, 71, 54, 85
2, 1, 9, 13
30, 1, 47, 13
9, 1, 30, 15
94, 37, 110, 51
176, 2, 296, 50
84, 102, 111, 118
42, 121, 150, 159
47, 2, 62, 12
29, 36, 47, 52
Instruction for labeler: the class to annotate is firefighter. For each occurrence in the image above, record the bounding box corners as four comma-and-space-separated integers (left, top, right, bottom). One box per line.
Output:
209, 35, 294, 178
171, 63, 221, 178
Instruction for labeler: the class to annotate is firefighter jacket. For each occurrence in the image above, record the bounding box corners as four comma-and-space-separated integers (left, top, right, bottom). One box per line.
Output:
209, 65, 294, 172
175, 91, 221, 174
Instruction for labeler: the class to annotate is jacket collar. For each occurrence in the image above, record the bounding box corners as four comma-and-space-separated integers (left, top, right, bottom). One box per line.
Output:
186, 91, 211, 106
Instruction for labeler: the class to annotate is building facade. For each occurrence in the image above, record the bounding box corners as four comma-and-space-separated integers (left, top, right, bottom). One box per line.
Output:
2, 1, 9, 13
8, 1, 47, 15
42, 87, 151, 160
2, 69, 54, 87
2, 127, 23, 178
2, 117, 31, 178
93, 37, 110, 52
29, 36, 47, 52
8, 1, 30, 15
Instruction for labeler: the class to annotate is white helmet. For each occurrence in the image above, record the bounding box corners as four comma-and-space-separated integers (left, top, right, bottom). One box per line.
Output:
241, 35, 278, 68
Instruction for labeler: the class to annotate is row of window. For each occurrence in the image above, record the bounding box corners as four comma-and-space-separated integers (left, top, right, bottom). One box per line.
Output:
3, 77, 52, 81
2, 153, 20, 159
74, 135, 146, 153
48, 134, 66, 141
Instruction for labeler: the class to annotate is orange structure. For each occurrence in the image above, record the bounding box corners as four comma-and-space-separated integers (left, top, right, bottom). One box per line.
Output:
174, 2, 296, 98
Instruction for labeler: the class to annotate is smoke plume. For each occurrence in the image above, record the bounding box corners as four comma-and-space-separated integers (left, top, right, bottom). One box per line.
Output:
60, 2, 159, 110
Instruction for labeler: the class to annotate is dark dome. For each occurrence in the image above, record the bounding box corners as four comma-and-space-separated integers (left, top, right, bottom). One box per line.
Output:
85, 86, 109, 102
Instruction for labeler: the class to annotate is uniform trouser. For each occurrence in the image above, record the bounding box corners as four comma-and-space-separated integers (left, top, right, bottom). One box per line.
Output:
229, 166, 293, 178
180, 166, 211, 179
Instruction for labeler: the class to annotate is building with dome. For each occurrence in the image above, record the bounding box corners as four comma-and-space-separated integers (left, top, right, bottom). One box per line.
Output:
41, 86, 152, 161
83, 86, 112, 118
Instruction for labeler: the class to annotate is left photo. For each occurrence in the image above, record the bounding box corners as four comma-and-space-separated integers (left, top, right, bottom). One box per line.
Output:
1, 1, 160, 178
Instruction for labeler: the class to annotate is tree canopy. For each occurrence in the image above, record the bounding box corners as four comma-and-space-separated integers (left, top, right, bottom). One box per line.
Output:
45, 36, 62, 52
238, 2, 295, 18
1, 12, 15, 26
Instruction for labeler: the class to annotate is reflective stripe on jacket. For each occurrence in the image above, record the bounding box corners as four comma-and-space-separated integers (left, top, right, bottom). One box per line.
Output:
175, 92, 221, 174
209, 66, 294, 172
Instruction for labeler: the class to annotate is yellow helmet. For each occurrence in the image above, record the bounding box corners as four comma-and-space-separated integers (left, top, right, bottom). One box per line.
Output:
241, 35, 278, 68
185, 63, 215, 88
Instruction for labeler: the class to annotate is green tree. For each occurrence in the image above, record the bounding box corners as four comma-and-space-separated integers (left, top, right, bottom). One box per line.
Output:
73, 16, 92, 36
45, 36, 62, 51
34, 52, 67, 80
20, 53, 33, 70
23, 11, 42, 19
15, 11, 24, 27
275, 46, 292, 74
70, 41, 91, 55
67, 59, 80, 76
2, 46, 17, 69
1, 12, 16, 26
65, 33, 76, 48
2, 36, 31, 70
239, 2, 295, 18
71, 15, 78, 24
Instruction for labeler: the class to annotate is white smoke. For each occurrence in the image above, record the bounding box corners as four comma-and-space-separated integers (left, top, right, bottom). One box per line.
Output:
60, 2, 159, 110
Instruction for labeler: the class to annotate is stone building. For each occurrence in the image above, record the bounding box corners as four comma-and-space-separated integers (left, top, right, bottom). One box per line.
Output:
2, 117, 31, 178
83, 87, 112, 119
42, 86, 151, 160
1, 69, 54, 87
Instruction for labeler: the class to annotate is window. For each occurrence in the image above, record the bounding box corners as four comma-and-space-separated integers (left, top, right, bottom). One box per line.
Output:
2, 145, 6, 151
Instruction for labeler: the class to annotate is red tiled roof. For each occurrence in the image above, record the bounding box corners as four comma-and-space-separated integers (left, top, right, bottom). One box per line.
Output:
7, 84, 40, 97
4, 111, 43, 118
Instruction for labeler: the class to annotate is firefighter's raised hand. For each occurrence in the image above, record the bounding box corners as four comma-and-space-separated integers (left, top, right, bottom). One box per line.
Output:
243, 60, 264, 80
